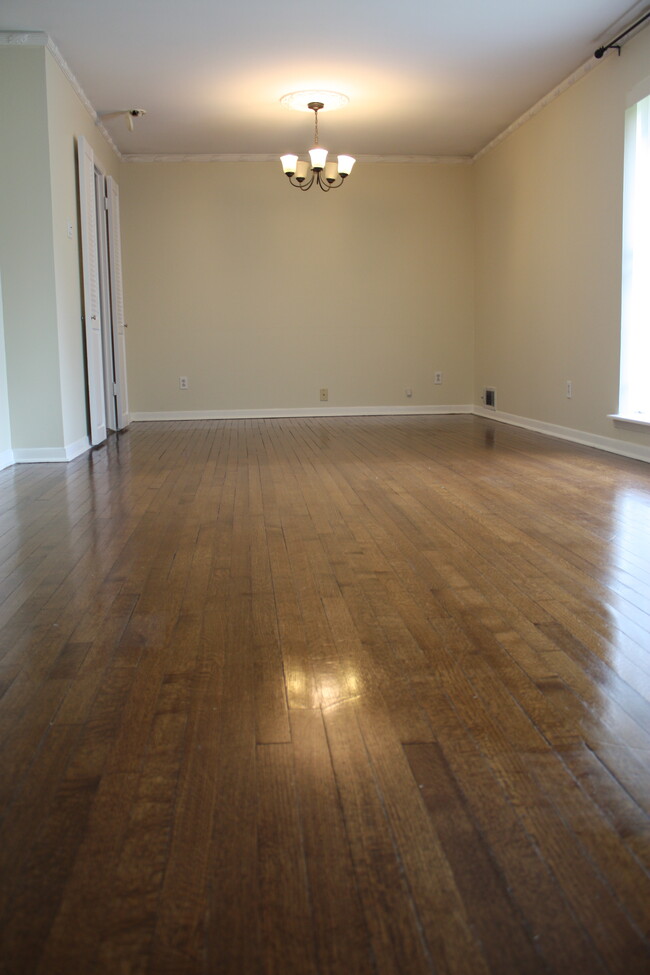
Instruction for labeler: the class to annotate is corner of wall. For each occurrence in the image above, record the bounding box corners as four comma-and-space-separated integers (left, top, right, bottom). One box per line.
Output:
0, 271, 13, 460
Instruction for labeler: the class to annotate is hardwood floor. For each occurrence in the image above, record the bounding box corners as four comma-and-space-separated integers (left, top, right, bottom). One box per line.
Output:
0, 414, 649, 974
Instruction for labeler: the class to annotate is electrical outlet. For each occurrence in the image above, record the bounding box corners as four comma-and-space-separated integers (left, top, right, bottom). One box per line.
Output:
320, 388, 328, 402
566, 380, 573, 399
405, 387, 413, 398
179, 376, 189, 389
434, 371, 443, 385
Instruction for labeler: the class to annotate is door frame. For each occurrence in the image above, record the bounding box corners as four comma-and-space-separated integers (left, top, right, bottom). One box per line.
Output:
77, 137, 130, 442
77, 136, 107, 446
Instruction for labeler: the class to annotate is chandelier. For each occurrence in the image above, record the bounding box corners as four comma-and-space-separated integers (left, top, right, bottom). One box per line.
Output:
280, 94, 355, 192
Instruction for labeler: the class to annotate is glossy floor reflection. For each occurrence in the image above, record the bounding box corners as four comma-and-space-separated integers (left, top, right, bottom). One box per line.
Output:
0, 415, 649, 974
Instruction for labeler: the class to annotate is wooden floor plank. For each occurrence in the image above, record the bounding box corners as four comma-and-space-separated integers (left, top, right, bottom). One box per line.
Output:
289, 708, 375, 975
203, 592, 261, 975
436, 652, 650, 973
410, 676, 611, 974
146, 610, 226, 975
322, 701, 435, 975
1, 774, 101, 974
404, 741, 548, 973
256, 742, 318, 975
0, 415, 649, 974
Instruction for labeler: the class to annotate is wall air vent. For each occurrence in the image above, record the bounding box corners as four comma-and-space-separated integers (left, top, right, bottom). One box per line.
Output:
484, 387, 496, 410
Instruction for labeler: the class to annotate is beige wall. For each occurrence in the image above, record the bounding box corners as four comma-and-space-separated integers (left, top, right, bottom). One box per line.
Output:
120, 161, 474, 414
474, 24, 650, 452
0, 273, 12, 466
0, 42, 121, 455
0, 45, 64, 450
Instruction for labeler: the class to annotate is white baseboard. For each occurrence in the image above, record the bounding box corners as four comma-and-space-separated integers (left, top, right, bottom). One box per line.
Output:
64, 436, 91, 461
13, 447, 70, 463
473, 406, 650, 464
131, 404, 475, 421
4, 410, 649, 466
13, 436, 90, 465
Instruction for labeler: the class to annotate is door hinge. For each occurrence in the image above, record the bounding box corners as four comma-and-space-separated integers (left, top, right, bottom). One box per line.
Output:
113, 383, 118, 395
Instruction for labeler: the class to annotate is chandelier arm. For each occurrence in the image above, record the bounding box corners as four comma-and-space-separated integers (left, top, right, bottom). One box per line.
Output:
286, 171, 316, 189
317, 171, 347, 191
285, 169, 347, 191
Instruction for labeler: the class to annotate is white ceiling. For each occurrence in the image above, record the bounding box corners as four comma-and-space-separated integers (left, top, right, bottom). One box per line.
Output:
1, 0, 647, 159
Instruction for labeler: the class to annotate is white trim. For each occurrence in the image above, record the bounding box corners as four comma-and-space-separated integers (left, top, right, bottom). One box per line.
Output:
111, 53, 624, 168
1, 30, 641, 170
0, 31, 48, 46
0, 32, 626, 170
122, 153, 471, 164
359, 155, 471, 164
65, 436, 91, 460
625, 73, 650, 108
473, 406, 650, 464
473, 55, 604, 162
0, 32, 123, 160
12, 437, 90, 465
482, 15, 650, 166
14, 447, 72, 464
45, 38, 122, 160
5, 412, 650, 465
132, 404, 474, 421
608, 412, 650, 427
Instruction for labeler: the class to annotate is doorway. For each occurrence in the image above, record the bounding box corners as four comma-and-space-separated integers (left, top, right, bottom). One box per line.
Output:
78, 136, 130, 445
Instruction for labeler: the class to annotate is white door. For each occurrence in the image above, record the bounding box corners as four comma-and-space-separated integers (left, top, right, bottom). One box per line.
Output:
106, 176, 130, 429
95, 171, 117, 431
78, 136, 107, 446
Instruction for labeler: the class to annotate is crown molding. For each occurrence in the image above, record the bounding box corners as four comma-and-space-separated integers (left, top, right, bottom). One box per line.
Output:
45, 37, 122, 159
472, 11, 650, 162
0, 31, 122, 160
122, 152, 471, 164
0, 30, 628, 169
0, 30, 47, 45
358, 154, 471, 164
123, 153, 279, 163
472, 54, 606, 162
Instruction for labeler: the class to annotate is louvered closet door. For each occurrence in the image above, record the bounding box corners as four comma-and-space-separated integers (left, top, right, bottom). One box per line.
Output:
77, 136, 107, 446
106, 176, 130, 429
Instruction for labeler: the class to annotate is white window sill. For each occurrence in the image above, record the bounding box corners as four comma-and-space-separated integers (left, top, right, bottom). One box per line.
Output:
608, 413, 650, 427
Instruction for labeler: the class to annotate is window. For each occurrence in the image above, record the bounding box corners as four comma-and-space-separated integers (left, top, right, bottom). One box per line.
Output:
618, 87, 650, 419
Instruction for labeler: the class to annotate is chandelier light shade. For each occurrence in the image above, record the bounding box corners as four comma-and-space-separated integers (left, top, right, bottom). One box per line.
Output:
280, 96, 355, 192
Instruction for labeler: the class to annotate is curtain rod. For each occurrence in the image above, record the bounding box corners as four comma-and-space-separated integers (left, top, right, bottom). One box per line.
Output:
594, 8, 650, 57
